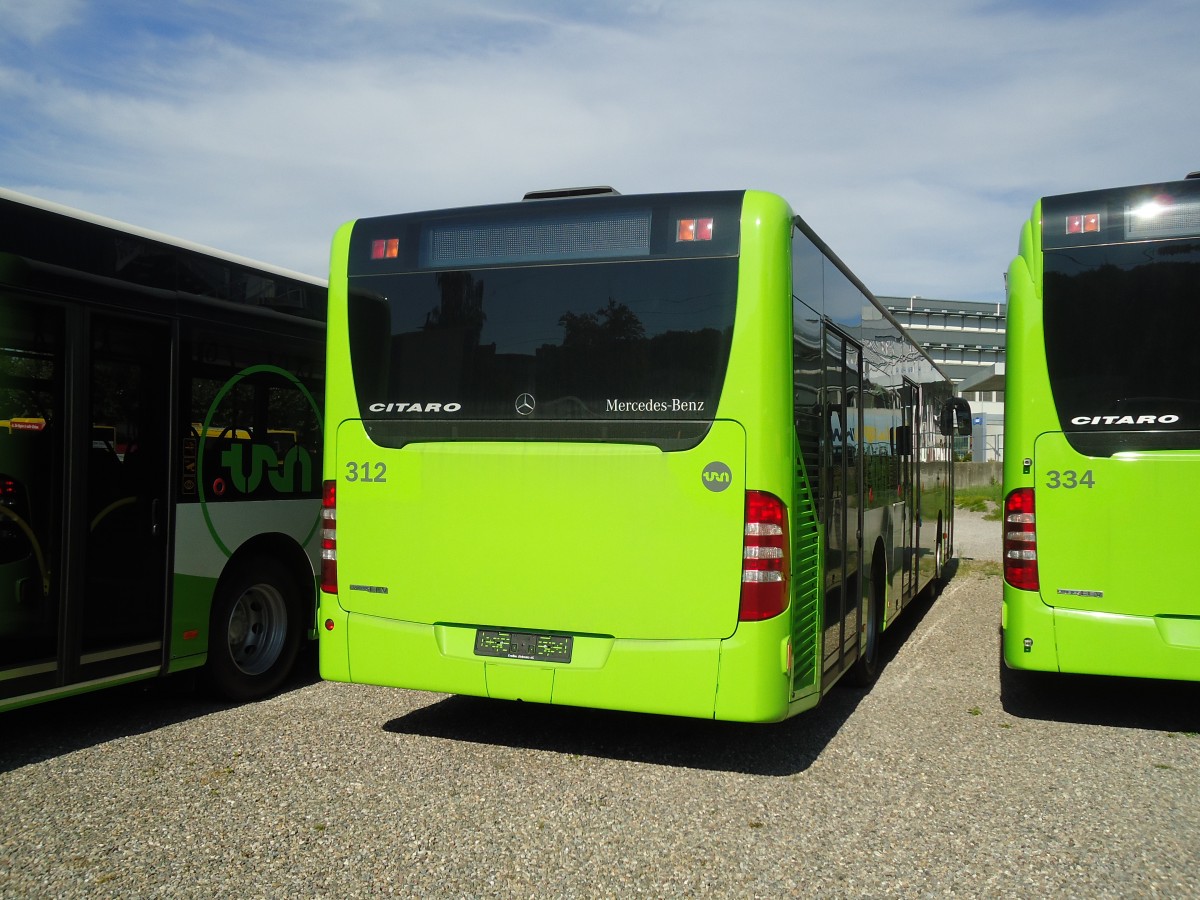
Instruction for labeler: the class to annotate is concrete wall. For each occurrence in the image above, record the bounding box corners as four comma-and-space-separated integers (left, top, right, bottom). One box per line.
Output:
954, 461, 1002, 490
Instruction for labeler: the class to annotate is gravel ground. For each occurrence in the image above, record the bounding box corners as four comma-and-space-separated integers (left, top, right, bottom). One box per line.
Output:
953, 506, 1001, 563
3, 521, 1198, 898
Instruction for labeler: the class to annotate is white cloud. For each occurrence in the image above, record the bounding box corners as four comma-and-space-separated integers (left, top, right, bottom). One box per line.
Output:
0, 0, 85, 43
2, 0, 1199, 299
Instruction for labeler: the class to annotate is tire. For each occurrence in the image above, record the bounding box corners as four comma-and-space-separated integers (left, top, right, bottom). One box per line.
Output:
205, 557, 302, 702
845, 554, 885, 687
930, 514, 945, 599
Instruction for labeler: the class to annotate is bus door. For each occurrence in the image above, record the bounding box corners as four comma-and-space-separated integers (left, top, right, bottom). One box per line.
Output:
76, 312, 172, 684
0, 300, 171, 704
900, 380, 917, 600
821, 330, 864, 681
0, 296, 63, 700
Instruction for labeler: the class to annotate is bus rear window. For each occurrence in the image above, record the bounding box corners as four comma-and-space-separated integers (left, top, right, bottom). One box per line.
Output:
346, 256, 738, 448
1043, 240, 1200, 453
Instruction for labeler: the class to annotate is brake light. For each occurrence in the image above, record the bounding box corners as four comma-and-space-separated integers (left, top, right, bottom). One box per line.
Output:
371, 238, 400, 260
740, 491, 789, 621
676, 218, 713, 242
1003, 488, 1038, 591
320, 480, 337, 594
1065, 213, 1100, 235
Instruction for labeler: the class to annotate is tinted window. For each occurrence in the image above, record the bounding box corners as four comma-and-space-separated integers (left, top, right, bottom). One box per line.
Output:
1043, 240, 1200, 452
347, 258, 738, 448
182, 323, 324, 503
0, 197, 325, 319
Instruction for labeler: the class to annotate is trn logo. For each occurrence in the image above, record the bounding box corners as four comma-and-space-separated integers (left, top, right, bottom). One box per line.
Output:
220, 442, 313, 494
195, 364, 324, 560
702, 461, 733, 492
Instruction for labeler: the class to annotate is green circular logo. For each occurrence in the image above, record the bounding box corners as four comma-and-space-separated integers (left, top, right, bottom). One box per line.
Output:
196, 364, 323, 557
702, 461, 733, 492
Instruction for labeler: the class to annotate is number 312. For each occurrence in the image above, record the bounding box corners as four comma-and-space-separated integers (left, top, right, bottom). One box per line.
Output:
345, 461, 387, 483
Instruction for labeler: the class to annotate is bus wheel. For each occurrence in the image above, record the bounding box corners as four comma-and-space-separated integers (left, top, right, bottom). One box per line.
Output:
205, 557, 301, 702
845, 554, 886, 687
931, 515, 945, 598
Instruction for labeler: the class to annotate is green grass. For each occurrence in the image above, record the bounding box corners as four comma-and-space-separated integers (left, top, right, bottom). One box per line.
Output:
956, 482, 1002, 508
956, 482, 1003, 519
956, 558, 1002, 579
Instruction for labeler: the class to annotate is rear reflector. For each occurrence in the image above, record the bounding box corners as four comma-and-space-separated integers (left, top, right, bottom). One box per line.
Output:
740, 491, 789, 621
320, 480, 337, 594
1003, 487, 1038, 591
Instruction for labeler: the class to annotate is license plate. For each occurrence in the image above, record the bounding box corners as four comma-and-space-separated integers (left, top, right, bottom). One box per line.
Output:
474, 629, 573, 663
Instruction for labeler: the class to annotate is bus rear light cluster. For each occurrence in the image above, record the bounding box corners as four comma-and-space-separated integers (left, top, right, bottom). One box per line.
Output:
676, 218, 714, 242
371, 238, 400, 260
1065, 213, 1101, 235
320, 480, 337, 594
1003, 488, 1039, 591
740, 491, 789, 621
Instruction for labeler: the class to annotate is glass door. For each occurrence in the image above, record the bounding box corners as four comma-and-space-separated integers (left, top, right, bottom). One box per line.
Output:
74, 311, 172, 683
821, 330, 864, 680
0, 300, 172, 704
0, 295, 65, 698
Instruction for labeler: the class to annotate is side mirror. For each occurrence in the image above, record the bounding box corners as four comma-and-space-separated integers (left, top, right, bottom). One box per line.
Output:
940, 397, 972, 437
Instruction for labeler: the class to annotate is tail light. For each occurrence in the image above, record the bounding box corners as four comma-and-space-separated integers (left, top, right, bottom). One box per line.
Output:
740, 491, 789, 621
320, 480, 337, 594
1003, 488, 1038, 591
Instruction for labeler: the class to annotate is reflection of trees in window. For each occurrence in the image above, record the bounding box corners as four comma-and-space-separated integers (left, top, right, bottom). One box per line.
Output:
268, 386, 321, 449
536, 299, 728, 411
426, 272, 486, 342
0, 350, 57, 423
559, 299, 646, 346
539, 300, 648, 401
1046, 254, 1200, 415
402, 273, 490, 398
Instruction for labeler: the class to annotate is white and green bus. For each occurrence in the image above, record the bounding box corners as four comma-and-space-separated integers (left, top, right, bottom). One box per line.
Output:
0, 189, 325, 711
321, 188, 968, 722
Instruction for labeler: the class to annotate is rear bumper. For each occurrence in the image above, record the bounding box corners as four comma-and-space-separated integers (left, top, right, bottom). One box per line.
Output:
1003, 587, 1200, 681
319, 594, 793, 721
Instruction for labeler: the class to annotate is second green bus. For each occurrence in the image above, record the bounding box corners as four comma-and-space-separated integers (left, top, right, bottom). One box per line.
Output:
1003, 174, 1200, 682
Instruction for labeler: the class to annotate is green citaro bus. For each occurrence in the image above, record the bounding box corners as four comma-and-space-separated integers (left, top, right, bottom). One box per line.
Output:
1003, 174, 1200, 682
321, 188, 969, 722
1, 188, 326, 711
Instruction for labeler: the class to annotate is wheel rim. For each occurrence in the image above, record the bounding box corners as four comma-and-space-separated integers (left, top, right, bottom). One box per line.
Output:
226, 582, 288, 676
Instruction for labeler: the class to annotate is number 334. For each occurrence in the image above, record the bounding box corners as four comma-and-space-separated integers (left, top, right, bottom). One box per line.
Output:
1045, 469, 1094, 489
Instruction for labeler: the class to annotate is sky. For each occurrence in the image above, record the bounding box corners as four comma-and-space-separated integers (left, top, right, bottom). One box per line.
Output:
2, 1, 1198, 303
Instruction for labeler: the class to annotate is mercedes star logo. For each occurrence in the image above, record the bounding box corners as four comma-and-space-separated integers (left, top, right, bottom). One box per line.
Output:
515, 393, 535, 416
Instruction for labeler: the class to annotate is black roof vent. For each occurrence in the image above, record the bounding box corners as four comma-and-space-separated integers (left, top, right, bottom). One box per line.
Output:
522, 186, 621, 201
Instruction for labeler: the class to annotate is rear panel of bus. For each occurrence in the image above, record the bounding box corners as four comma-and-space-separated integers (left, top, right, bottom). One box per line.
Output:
1003, 179, 1200, 680
321, 190, 806, 721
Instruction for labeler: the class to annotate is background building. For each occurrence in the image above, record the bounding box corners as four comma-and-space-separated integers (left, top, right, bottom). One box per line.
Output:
879, 296, 1006, 462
